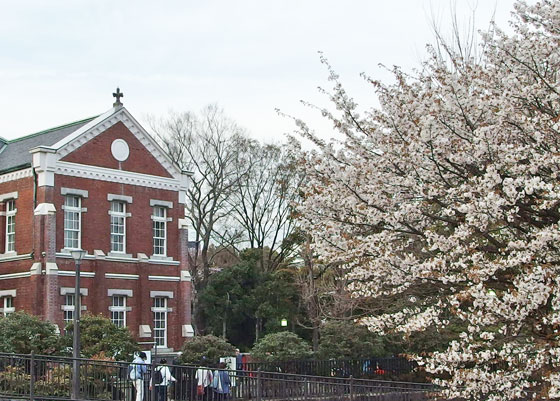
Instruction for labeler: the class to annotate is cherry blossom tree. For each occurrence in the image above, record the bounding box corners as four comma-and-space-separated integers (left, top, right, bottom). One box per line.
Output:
294, 2, 560, 400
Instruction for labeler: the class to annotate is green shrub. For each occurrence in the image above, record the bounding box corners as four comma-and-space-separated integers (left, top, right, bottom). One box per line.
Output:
62, 314, 139, 361
251, 331, 312, 362
0, 312, 63, 355
178, 335, 236, 366
317, 321, 388, 359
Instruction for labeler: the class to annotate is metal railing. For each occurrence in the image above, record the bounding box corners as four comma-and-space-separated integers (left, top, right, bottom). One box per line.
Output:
0, 352, 435, 401
243, 357, 421, 380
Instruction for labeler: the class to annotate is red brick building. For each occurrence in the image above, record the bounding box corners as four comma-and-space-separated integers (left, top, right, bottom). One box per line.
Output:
0, 94, 193, 352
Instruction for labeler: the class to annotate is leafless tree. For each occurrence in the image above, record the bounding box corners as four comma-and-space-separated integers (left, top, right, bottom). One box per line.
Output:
152, 105, 249, 331
220, 141, 303, 272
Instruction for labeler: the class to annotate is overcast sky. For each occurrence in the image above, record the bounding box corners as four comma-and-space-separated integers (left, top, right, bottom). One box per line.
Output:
0, 0, 517, 143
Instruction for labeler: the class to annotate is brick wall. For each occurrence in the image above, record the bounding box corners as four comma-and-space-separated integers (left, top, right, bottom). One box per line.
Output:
54, 175, 181, 258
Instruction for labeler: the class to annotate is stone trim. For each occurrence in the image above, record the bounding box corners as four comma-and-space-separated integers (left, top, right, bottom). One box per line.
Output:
34, 203, 56, 215
105, 273, 139, 280
181, 271, 192, 282
0, 271, 31, 280
150, 199, 173, 209
150, 290, 174, 299
57, 270, 95, 278
61, 187, 89, 198
107, 289, 133, 297
148, 275, 181, 282
149, 256, 173, 262
57, 161, 182, 192
109, 306, 132, 312
0, 253, 32, 263
151, 307, 173, 313
0, 289, 16, 297
60, 287, 88, 296
139, 324, 152, 337
0, 168, 33, 184
107, 194, 133, 203
182, 324, 195, 337
107, 252, 133, 259
0, 192, 18, 202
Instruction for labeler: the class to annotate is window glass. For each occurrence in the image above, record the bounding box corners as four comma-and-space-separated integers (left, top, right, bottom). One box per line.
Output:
153, 297, 167, 347
110, 295, 126, 327
5, 200, 15, 253
64, 196, 81, 249
152, 207, 167, 256
63, 293, 75, 323
110, 201, 126, 253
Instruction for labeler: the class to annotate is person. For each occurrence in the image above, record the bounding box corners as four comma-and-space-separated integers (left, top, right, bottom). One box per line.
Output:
195, 363, 213, 400
235, 349, 243, 372
150, 359, 177, 401
212, 362, 231, 401
130, 352, 148, 401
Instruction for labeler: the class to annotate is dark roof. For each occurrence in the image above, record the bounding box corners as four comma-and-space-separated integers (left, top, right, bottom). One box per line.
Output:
0, 117, 98, 173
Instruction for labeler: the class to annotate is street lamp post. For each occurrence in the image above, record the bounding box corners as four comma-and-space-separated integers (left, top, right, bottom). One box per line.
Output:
71, 249, 86, 400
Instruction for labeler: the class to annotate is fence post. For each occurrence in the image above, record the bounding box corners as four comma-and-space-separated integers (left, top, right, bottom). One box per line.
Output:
151, 358, 156, 401
304, 377, 308, 401
256, 368, 262, 401
29, 352, 35, 401
349, 375, 354, 401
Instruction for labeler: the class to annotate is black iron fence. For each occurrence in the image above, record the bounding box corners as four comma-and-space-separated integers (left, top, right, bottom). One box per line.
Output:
244, 357, 422, 381
0, 352, 435, 401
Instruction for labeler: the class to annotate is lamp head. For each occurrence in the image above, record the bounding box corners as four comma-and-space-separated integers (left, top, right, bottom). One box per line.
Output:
70, 249, 86, 262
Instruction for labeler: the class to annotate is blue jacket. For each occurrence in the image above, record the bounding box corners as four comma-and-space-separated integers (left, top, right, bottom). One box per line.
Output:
132, 356, 147, 379
212, 370, 231, 394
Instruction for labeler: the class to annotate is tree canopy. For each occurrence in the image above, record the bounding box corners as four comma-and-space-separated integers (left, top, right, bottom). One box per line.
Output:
63, 314, 138, 361
294, 1, 560, 400
198, 249, 301, 348
0, 312, 63, 355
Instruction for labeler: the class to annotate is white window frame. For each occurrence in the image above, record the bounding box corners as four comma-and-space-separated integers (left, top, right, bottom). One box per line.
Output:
110, 201, 127, 253
2, 296, 14, 316
110, 295, 127, 328
152, 206, 167, 257
5, 199, 16, 253
62, 293, 75, 324
152, 297, 168, 348
63, 196, 82, 250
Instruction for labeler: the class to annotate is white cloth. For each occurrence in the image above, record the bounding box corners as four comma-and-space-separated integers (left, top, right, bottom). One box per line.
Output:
195, 368, 213, 387
133, 378, 144, 401
152, 365, 177, 386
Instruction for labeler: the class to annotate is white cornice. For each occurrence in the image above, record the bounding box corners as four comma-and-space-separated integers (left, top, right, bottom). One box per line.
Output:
105, 273, 139, 280
148, 275, 181, 282
57, 270, 96, 278
0, 168, 33, 184
56, 161, 182, 191
0, 271, 31, 280
0, 253, 32, 263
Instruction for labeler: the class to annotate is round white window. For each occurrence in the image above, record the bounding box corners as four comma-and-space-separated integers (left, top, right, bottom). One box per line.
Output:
111, 139, 130, 162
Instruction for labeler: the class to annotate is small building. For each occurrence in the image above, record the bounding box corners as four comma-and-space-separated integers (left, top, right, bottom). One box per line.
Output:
0, 90, 193, 352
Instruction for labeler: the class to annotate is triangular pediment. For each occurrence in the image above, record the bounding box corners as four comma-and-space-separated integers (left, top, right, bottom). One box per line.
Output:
54, 106, 181, 179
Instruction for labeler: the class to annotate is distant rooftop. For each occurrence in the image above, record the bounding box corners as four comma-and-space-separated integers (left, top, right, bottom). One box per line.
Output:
0, 116, 98, 173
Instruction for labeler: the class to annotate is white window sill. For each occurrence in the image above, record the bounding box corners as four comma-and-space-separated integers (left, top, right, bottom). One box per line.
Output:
107, 252, 133, 259
0, 252, 32, 262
